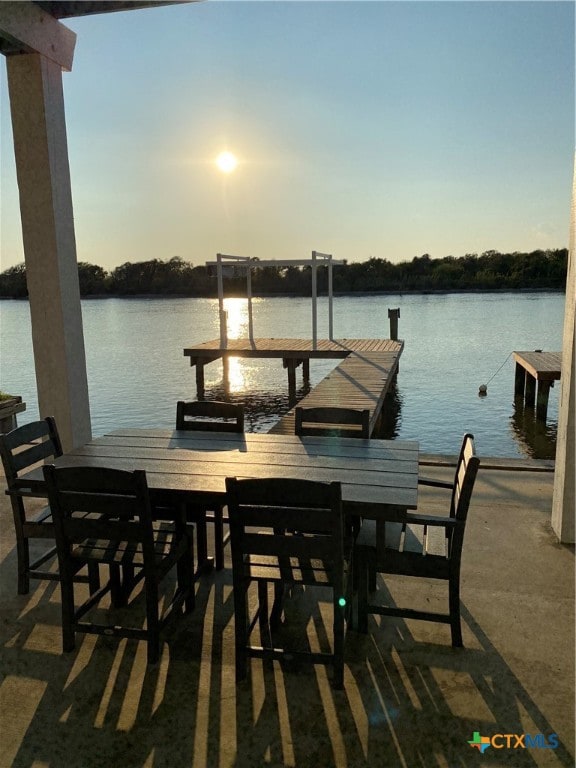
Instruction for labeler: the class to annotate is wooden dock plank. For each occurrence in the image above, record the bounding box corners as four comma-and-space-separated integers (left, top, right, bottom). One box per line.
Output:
184, 338, 403, 360
513, 351, 562, 381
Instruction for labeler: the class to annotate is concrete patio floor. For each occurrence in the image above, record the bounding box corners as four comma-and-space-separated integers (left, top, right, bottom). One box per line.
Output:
0, 461, 574, 768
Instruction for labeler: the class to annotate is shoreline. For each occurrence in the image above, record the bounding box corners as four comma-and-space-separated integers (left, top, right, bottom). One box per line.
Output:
0, 287, 566, 301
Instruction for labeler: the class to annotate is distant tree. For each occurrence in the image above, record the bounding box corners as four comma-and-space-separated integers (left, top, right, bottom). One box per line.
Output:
252, 265, 283, 294
109, 259, 164, 294
78, 262, 109, 295
546, 249, 568, 287
0, 250, 568, 298
410, 254, 433, 274
283, 265, 307, 294
0, 263, 28, 297
431, 258, 466, 289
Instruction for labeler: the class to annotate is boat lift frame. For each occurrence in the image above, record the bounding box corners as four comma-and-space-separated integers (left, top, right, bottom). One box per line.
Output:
206, 251, 344, 349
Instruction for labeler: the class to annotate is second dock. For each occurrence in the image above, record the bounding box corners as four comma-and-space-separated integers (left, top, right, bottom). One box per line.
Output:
513, 350, 562, 421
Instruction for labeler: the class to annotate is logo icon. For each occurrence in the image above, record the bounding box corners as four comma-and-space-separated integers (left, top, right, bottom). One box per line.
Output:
468, 732, 491, 753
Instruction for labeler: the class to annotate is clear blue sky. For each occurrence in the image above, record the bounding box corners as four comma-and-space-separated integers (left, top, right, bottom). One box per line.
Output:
1, 0, 574, 271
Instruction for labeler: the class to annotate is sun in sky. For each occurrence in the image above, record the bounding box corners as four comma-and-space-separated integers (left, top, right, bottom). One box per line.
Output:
216, 151, 238, 174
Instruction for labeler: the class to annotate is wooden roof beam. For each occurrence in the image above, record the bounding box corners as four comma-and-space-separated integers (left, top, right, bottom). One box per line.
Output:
34, 2, 193, 20
0, 1, 76, 71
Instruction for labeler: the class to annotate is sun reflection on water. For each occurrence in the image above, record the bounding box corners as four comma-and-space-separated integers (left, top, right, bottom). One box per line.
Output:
223, 297, 248, 340
223, 298, 249, 392
226, 356, 246, 393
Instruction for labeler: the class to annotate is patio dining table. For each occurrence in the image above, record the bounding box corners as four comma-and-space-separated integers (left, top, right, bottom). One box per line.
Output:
18, 428, 419, 533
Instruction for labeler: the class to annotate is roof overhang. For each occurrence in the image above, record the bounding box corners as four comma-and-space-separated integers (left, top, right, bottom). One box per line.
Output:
33, 1, 193, 20
0, 1, 195, 69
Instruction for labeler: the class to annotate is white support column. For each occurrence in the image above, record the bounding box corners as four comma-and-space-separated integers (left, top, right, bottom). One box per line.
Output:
552, 156, 575, 543
7, 53, 91, 451
311, 250, 318, 350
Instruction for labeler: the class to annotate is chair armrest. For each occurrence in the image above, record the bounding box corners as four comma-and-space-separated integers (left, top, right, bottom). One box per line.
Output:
405, 513, 458, 527
418, 478, 453, 489
6, 486, 40, 498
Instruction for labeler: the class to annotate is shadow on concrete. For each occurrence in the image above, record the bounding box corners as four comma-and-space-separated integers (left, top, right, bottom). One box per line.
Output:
1, 468, 573, 768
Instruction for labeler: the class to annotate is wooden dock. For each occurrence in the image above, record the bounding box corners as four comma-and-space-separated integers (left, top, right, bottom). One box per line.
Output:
183, 338, 403, 435
513, 350, 562, 421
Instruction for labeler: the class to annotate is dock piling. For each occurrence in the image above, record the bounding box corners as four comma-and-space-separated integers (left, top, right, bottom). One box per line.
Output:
388, 308, 400, 341
196, 361, 205, 400
514, 362, 525, 397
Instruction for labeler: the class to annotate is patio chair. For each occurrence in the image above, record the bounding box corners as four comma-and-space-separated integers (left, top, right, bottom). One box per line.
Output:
176, 400, 245, 433
226, 477, 352, 689
0, 417, 98, 595
176, 400, 245, 570
43, 464, 195, 665
295, 406, 370, 439
355, 433, 480, 647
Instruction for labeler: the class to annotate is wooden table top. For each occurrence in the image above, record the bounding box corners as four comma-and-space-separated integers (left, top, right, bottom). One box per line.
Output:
20, 429, 419, 514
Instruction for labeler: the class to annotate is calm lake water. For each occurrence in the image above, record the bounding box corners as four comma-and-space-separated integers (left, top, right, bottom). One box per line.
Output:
0, 292, 566, 458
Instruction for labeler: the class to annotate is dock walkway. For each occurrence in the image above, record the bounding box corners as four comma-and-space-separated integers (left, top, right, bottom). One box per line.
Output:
268, 347, 402, 435
183, 338, 403, 436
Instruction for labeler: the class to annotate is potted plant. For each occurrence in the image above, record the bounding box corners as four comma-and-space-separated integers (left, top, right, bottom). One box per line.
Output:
0, 391, 26, 433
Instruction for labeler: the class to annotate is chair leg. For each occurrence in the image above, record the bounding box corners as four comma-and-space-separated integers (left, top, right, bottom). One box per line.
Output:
195, 515, 210, 571
270, 582, 285, 630
121, 564, 136, 604
257, 581, 272, 648
357, 549, 370, 634
109, 564, 124, 608
145, 578, 161, 665
87, 562, 100, 593
16, 535, 30, 595
59, 568, 76, 653
449, 575, 463, 647
333, 592, 345, 689
368, 560, 377, 593
13, 500, 30, 594
214, 505, 225, 570
177, 528, 196, 614
234, 582, 249, 682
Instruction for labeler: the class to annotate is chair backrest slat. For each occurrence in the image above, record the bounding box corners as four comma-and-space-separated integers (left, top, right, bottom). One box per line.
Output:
228, 477, 341, 511
449, 433, 479, 519
0, 417, 62, 486
243, 532, 336, 561
231, 504, 339, 535
295, 407, 370, 439
226, 477, 344, 570
65, 516, 145, 544
11, 441, 59, 475
55, 490, 142, 519
176, 400, 244, 432
43, 465, 154, 550
447, 434, 479, 560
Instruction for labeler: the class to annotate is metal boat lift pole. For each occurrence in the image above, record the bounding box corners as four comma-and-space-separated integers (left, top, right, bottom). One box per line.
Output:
246, 261, 254, 344
216, 253, 227, 347
311, 250, 318, 350
328, 254, 334, 341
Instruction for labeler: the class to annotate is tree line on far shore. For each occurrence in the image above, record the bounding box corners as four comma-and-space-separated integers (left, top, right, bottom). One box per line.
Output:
0, 248, 568, 299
